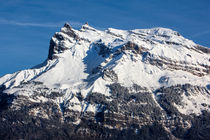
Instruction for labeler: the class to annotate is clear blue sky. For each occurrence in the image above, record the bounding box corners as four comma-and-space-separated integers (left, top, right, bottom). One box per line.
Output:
0, 0, 210, 77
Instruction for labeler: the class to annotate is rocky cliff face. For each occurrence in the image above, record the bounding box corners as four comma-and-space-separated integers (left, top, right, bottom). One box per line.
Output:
0, 23, 210, 140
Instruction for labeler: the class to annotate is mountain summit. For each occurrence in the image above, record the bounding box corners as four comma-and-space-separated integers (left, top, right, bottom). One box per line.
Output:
0, 23, 210, 139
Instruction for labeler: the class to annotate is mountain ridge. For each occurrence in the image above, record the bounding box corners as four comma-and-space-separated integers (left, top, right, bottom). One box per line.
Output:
1, 23, 209, 89
0, 23, 210, 140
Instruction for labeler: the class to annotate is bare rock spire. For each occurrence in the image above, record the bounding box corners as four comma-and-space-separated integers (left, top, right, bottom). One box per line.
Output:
63, 22, 72, 29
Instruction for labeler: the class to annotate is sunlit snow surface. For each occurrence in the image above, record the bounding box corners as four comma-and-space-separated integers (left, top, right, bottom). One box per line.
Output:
0, 24, 209, 115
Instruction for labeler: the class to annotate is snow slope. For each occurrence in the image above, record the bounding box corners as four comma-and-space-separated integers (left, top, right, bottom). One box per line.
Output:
1, 23, 209, 89
0, 23, 209, 115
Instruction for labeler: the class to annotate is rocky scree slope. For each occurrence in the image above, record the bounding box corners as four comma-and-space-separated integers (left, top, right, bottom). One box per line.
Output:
0, 23, 210, 140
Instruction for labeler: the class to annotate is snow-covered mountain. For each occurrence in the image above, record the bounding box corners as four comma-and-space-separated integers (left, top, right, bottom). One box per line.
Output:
0, 23, 210, 140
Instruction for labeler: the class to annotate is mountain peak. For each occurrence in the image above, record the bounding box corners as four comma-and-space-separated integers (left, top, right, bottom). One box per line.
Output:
48, 23, 80, 60
85, 22, 89, 25
1, 23, 210, 88
3, 23, 210, 86
63, 22, 72, 29
81, 22, 97, 32
0, 22, 210, 139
